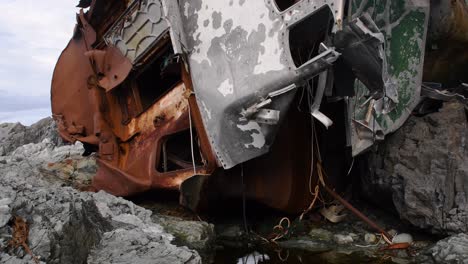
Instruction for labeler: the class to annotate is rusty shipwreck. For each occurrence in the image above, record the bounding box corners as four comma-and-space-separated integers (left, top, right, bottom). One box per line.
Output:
51, 0, 468, 212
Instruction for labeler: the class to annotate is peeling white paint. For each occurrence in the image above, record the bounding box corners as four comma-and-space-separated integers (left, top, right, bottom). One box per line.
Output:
189, 0, 285, 73
217, 79, 233, 96
237, 121, 266, 148
183, 2, 190, 17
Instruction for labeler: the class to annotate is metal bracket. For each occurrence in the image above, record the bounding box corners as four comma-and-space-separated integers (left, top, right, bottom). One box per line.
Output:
240, 83, 297, 120
254, 109, 281, 125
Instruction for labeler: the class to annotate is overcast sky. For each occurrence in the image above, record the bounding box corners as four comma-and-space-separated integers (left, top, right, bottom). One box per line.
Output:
0, 0, 78, 125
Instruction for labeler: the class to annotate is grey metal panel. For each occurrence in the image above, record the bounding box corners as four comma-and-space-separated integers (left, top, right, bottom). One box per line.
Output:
161, 0, 189, 54
179, 0, 345, 169
104, 0, 169, 63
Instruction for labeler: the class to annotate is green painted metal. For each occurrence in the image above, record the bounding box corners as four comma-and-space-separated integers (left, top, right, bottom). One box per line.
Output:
350, 0, 430, 155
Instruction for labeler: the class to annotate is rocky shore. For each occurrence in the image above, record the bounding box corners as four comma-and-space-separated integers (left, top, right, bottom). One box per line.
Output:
0, 106, 467, 263
0, 118, 201, 264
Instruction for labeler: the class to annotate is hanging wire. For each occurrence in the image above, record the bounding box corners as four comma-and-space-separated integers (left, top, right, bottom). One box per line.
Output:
188, 103, 197, 176
346, 157, 355, 176
241, 163, 248, 232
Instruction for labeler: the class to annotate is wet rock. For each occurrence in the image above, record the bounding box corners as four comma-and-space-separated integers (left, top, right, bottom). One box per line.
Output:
216, 225, 249, 248
392, 233, 413, 244
218, 225, 244, 239
0, 117, 64, 157
422, 233, 468, 264
87, 228, 201, 264
278, 237, 331, 253
309, 228, 333, 241
364, 233, 377, 244
363, 102, 468, 234
333, 234, 354, 244
153, 215, 215, 252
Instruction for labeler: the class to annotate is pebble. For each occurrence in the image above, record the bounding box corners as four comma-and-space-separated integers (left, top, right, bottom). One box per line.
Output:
309, 228, 333, 241
392, 233, 413, 244
364, 233, 377, 244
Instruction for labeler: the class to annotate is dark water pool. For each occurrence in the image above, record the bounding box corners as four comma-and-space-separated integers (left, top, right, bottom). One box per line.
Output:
213, 247, 398, 264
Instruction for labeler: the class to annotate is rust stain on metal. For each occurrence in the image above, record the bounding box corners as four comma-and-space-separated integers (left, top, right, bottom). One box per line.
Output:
51, 0, 433, 215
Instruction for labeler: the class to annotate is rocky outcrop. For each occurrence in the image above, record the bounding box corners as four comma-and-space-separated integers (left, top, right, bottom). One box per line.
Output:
362, 102, 468, 234
0, 122, 201, 263
88, 227, 201, 264
0, 117, 63, 157
0, 184, 200, 264
420, 233, 468, 264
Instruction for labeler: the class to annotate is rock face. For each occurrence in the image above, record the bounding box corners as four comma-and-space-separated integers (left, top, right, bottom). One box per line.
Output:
362, 102, 468, 234
0, 117, 63, 156
0, 120, 201, 264
422, 233, 468, 264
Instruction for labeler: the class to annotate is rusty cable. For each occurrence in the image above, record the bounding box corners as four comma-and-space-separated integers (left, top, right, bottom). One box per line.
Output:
188, 103, 197, 176
316, 162, 393, 242
271, 217, 291, 241
299, 185, 320, 221
240, 163, 248, 233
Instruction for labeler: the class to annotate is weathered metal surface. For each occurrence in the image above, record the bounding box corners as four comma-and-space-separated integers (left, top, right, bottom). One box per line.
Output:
52, 4, 218, 197
104, 0, 169, 63
183, 98, 318, 213
179, 0, 346, 169
85, 46, 133, 91
52, 25, 97, 144
349, 0, 430, 156
51, 0, 434, 213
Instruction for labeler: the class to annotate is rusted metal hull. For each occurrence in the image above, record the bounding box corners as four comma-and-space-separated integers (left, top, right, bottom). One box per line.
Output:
51, 0, 430, 213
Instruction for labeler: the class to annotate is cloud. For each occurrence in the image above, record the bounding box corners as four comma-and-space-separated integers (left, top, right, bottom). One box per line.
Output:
0, 94, 50, 111
0, 0, 78, 125
0, 108, 51, 126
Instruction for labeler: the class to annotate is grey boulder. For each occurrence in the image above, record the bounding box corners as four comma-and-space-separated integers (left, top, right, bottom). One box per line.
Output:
362, 102, 468, 234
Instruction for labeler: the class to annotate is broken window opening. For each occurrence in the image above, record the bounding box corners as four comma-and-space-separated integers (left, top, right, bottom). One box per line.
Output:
157, 129, 204, 173
275, 0, 300, 11
113, 36, 181, 122
134, 40, 181, 112
113, 80, 142, 125
289, 6, 334, 67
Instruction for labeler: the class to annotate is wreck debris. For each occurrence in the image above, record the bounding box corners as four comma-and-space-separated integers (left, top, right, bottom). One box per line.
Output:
270, 217, 291, 242
8, 216, 39, 264
320, 205, 347, 224
381, 242, 411, 251
349, 0, 429, 156
51, 0, 432, 214
316, 162, 393, 243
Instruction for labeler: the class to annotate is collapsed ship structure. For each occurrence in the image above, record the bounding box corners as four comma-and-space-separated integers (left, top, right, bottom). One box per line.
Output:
52, 0, 464, 212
